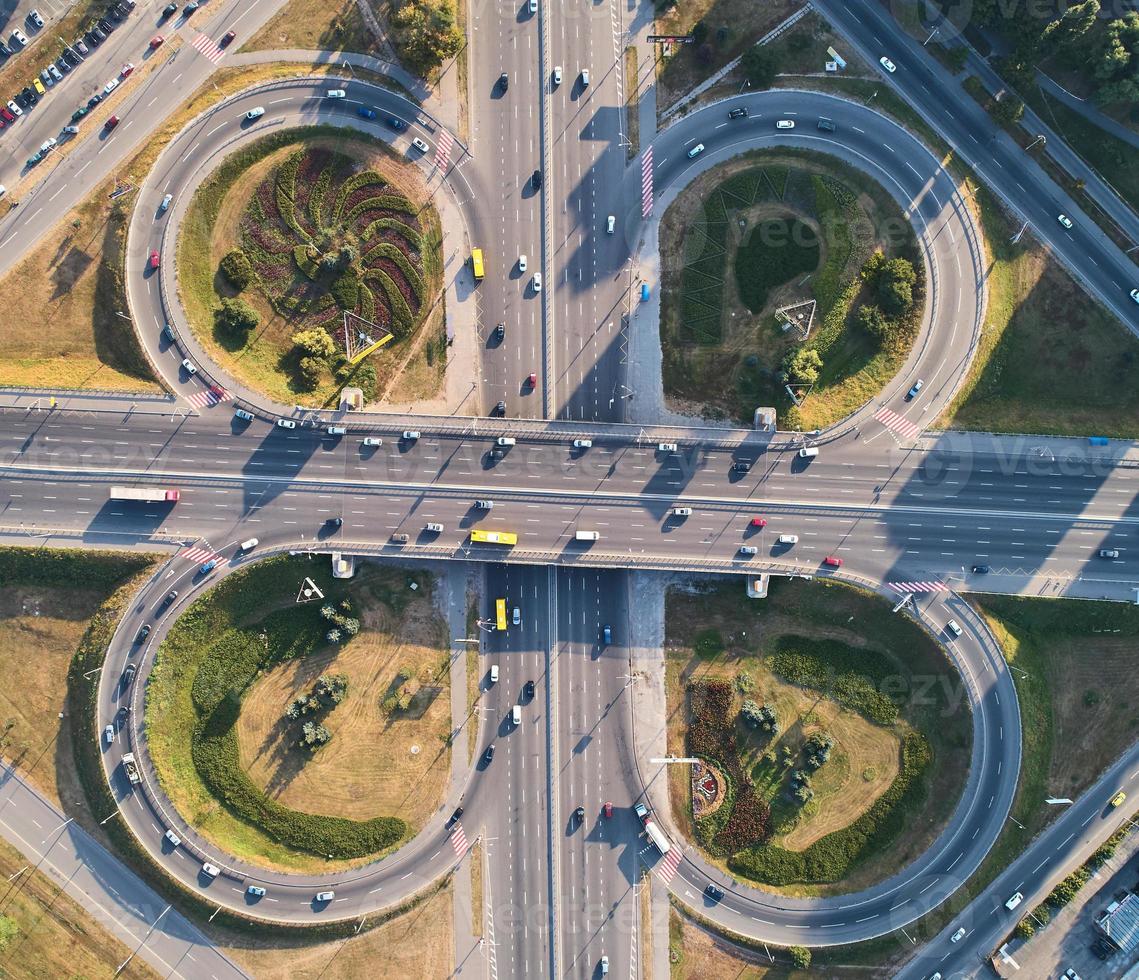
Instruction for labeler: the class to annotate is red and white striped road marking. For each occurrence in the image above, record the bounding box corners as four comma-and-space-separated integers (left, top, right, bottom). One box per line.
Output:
640, 146, 653, 217
655, 845, 682, 883
450, 823, 468, 855
186, 387, 233, 409
191, 33, 225, 65
180, 545, 221, 563
889, 581, 950, 594
874, 406, 922, 440
434, 129, 454, 171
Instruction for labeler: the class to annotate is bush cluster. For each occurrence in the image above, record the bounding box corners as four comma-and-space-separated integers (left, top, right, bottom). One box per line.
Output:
768, 641, 900, 726
219, 248, 256, 290
728, 732, 932, 885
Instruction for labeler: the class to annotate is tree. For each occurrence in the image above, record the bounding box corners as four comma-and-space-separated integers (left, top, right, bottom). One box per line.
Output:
326, 627, 342, 644
292, 327, 336, 359
876, 257, 917, 315
297, 356, 323, 391
740, 46, 777, 88
219, 248, 256, 290
856, 304, 891, 340
696, 42, 713, 66
391, 0, 463, 77
740, 699, 765, 728
1040, 0, 1099, 53
300, 720, 332, 749
1013, 918, 1035, 940
945, 46, 968, 73
214, 296, 259, 335
789, 946, 811, 969
784, 347, 822, 386
990, 94, 1025, 127
690, 20, 709, 45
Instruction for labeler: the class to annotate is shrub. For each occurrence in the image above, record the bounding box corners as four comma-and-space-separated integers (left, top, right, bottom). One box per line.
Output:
219, 248, 256, 290
740, 45, 778, 87
1013, 918, 1034, 940
783, 348, 823, 387
693, 628, 724, 658
331, 269, 360, 310
691, 20, 709, 44
856, 304, 891, 340
297, 356, 323, 391
768, 642, 899, 725
214, 296, 260, 335
789, 946, 811, 969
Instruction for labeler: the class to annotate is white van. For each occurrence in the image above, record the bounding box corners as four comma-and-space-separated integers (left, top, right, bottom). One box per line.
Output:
778, 534, 798, 545
575, 530, 600, 541
327, 425, 347, 436
1005, 892, 1023, 911
946, 620, 963, 638
497, 436, 516, 446
363, 437, 383, 447
512, 704, 522, 725
658, 442, 678, 452
799, 446, 819, 458
489, 664, 499, 683
239, 538, 259, 551
673, 507, 693, 517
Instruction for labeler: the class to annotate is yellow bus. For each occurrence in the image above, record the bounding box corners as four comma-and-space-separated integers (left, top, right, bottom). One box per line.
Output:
471, 529, 518, 545
495, 598, 508, 631
471, 248, 485, 281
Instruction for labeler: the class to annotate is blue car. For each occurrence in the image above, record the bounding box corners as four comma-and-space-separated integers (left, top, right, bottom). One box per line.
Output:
356, 106, 377, 119
387, 116, 405, 131
199, 559, 218, 575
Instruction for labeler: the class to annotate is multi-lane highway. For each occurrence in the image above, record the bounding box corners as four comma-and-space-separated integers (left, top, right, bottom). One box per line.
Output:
3, 0, 1139, 975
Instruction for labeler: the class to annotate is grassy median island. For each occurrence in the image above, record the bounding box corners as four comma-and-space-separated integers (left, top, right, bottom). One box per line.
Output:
146, 556, 449, 872
659, 148, 923, 426
178, 129, 445, 408
665, 578, 970, 897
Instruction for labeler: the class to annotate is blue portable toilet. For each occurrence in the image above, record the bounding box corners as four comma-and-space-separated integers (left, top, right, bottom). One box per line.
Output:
640, 283, 650, 302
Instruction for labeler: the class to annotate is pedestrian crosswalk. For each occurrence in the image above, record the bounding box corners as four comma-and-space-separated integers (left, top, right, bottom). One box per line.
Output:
450, 823, 468, 855
180, 545, 221, 564
191, 33, 225, 65
874, 406, 922, 440
888, 580, 950, 594
186, 386, 232, 409
655, 845, 682, 883
640, 146, 654, 217
434, 129, 454, 171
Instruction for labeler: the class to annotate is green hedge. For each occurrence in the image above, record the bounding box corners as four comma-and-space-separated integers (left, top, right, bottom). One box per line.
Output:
728, 732, 931, 885
0, 547, 151, 589
768, 637, 900, 725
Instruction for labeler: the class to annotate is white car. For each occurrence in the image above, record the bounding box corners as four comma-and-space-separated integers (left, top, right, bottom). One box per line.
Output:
363, 436, 383, 446
12, 29, 28, 47
103, 724, 115, 744
532, 273, 542, 292
276, 418, 297, 429
673, 507, 692, 517
739, 546, 758, 556
164, 829, 181, 847
425, 522, 444, 533
7, 101, 23, 117
326, 89, 346, 99
880, 56, 896, 73
581, 69, 589, 86
412, 137, 429, 153
160, 193, 173, 212
553, 66, 562, 85
30, 9, 44, 27
1131, 288, 1139, 304
687, 143, 704, 159
528, 0, 537, 12
606, 215, 615, 234
657, 442, 677, 452
402, 430, 420, 440
104, 78, 119, 95
946, 620, 963, 637
180, 358, 197, 375
316, 890, 335, 902
1057, 213, 1073, 229
245, 107, 265, 120
202, 863, 221, 878
518, 254, 527, 273
950, 927, 966, 943
247, 884, 266, 897
573, 438, 592, 448
775, 119, 795, 129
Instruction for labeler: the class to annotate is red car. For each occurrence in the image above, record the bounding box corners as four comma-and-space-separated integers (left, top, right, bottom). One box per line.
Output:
749, 517, 767, 528
528, 372, 537, 387
105, 115, 120, 129
150, 34, 164, 48
603, 801, 613, 818
220, 30, 235, 46
0, 106, 14, 123
823, 556, 843, 567
120, 62, 135, 77
149, 250, 160, 269
208, 383, 225, 399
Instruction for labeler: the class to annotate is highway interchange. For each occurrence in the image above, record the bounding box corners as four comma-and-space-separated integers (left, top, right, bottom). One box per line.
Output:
3, 0, 1139, 978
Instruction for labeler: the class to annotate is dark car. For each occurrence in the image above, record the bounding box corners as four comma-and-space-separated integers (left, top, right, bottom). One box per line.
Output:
87, 94, 102, 109
732, 460, 752, 473
495, 322, 505, 341
574, 805, 585, 822
492, 400, 506, 417
387, 116, 405, 131
122, 663, 137, 685
63, 49, 81, 66
161, 589, 178, 608
220, 30, 236, 46
483, 744, 495, 764
84, 30, 100, 46
184, 1, 199, 13
523, 679, 536, 700
356, 106, 377, 119
15, 92, 30, 109
447, 806, 464, 826
326, 516, 343, 528
705, 884, 723, 903
532, 169, 542, 189
134, 624, 151, 644
498, 71, 508, 91
971, 565, 991, 574
23, 87, 38, 105
728, 106, 748, 119
161, 2, 178, 17
97, 18, 113, 33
